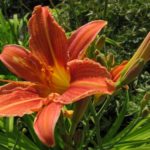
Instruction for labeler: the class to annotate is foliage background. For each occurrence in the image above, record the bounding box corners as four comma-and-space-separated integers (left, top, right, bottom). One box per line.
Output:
0, 0, 150, 150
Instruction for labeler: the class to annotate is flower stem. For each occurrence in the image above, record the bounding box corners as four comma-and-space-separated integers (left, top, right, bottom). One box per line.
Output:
103, 89, 129, 143
97, 95, 111, 118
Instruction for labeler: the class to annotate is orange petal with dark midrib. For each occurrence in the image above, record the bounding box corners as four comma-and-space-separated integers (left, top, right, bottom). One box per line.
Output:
110, 61, 128, 82
34, 102, 62, 147
0, 83, 44, 116
68, 59, 111, 82
29, 6, 68, 67
0, 45, 45, 83
55, 77, 114, 104
68, 20, 107, 60
55, 59, 114, 104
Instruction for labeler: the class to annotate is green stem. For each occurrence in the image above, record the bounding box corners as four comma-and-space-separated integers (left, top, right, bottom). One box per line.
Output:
5, 117, 14, 133
89, 99, 103, 149
70, 98, 90, 137
77, 118, 89, 149
103, 89, 129, 143
97, 96, 111, 118
95, 116, 103, 149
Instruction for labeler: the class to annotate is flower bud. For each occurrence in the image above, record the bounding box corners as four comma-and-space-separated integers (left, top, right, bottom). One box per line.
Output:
116, 58, 145, 87
141, 92, 150, 109
106, 53, 115, 68
96, 53, 107, 67
63, 110, 74, 119
94, 49, 100, 56
22, 128, 27, 133
95, 35, 106, 51
121, 32, 150, 77
142, 106, 150, 118
110, 61, 128, 82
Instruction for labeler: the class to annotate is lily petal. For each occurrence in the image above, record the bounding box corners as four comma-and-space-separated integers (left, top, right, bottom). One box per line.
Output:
110, 61, 128, 82
34, 101, 62, 147
29, 5, 68, 67
55, 77, 114, 104
0, 45, 45, 83
0, 83, 44, 116
55, 59, 114, 104
68, 59, 111, 82
0, 81, 36, 93
68, 20, 107, 60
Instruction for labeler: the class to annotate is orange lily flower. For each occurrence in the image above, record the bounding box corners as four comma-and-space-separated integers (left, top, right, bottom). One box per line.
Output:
110, 61, 128, 82
0, 6, 114, 147
111, 32, 150, 85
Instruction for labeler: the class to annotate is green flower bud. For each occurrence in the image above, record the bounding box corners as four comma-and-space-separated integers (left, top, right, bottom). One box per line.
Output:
96, 53, 107, 67
121, 32, 150, 77
141, 92, 150, 109
95, 35, 106, 51
142, 106, 150, 118
117, 58, 145, 86
106, 53, 115, 68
